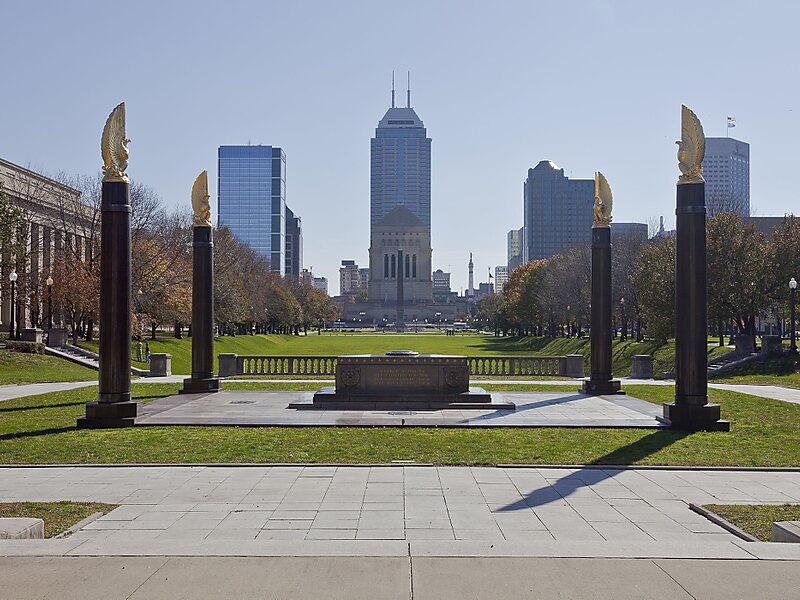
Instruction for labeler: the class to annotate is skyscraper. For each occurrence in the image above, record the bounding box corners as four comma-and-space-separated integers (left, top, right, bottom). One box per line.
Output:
507, 227, 524, 272
370, 82, 432, 227
368, 80, 434, 304
494, 265, 509, 292
284, 207, 302, 278
218, 145, 286, 274
702, 137, 750, 217
523, 160, 594, 261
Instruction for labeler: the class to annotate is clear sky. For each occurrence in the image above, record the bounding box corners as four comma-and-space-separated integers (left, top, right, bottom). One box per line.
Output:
2, 1, 798, 292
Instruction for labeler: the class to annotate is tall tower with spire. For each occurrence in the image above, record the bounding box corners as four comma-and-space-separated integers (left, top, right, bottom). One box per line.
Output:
369, 72, 432, 228
467, 252, 474, 298
368, 74, 434, 304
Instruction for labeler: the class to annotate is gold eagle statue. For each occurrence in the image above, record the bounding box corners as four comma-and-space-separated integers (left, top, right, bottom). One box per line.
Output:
593, 171, 612, 227
101, 102, 130, 183
191, 170, 212, 227
677, 104, 705, 185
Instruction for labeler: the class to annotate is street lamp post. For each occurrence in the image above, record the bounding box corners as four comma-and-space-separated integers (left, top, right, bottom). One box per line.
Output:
620, 297, 627, 341
46, 276, 53, 330
9, 270, 17, 340
790, 277, 798, 355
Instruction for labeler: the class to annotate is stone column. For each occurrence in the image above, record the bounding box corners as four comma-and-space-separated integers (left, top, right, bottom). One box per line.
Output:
582, 226, 621, 394
663, 181, 728, 430
396, 248, 405, 332
78, 179, 136, 428
181, 225, 220, 394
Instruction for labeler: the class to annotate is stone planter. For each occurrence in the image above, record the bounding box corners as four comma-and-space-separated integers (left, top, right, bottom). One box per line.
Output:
631, 355, 654, 379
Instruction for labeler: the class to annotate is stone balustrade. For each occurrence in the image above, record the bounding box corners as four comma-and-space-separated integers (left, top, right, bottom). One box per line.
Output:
218, 353, 584, 378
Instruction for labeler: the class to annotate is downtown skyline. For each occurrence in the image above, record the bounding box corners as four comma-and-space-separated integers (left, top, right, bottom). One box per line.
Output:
1, 1, 798, 291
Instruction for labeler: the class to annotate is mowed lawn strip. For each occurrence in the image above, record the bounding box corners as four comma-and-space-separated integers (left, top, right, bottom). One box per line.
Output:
1, 382, 799, 466
77, 333, 733, 378
0, 351, 97, 385
0, 501, 117, 537
703, 504, 800, 542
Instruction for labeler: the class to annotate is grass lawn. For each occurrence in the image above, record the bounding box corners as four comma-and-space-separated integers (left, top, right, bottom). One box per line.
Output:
1, 382, 799, 466
0, 350, 97, 385
77, 333, 732, 379
0, 501, 117, 537
712, 356, 800, 389
703, 504, 800, 542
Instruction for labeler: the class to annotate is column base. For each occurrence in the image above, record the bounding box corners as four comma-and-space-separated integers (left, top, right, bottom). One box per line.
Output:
663, 402, 730, 431
580, 378, 624, 395
180, 377, 221, 394
77, 401, 138, 429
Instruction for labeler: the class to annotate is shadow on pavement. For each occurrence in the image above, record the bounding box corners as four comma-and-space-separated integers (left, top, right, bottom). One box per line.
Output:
496, 429, 691, 511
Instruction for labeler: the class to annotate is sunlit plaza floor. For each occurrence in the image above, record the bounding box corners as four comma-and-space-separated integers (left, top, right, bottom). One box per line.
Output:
135, 390, 665, 428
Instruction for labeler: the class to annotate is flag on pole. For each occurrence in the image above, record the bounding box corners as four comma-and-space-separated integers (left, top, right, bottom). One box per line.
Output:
488, 268, 493, 279
727, 116, 736, 128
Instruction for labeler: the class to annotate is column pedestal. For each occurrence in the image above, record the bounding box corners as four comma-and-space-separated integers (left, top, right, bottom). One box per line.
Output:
582, 226, 622, 395
78, 181, 136, 428
664, 182, 729, 431
181, 226, 220, 394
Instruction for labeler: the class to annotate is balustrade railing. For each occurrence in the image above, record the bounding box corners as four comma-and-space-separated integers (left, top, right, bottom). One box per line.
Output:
218, 353, 584, 378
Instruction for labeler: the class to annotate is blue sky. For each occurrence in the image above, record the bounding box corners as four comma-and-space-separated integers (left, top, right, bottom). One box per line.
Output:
1, 0, 798, 291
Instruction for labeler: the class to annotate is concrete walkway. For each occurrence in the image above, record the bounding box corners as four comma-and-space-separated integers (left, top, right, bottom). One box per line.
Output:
2, 466, 800, 561
1, 556, 799, 599
0, 381, 97, 402
3, 376, 800, 404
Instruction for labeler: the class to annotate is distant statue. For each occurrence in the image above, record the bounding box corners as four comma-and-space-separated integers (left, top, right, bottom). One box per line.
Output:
145, 342, 151, 364
136, 339, 143, 362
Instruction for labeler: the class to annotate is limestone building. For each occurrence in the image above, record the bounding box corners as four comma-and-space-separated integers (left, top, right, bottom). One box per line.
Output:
367, 205, 432, 303
0, 158, 93, 332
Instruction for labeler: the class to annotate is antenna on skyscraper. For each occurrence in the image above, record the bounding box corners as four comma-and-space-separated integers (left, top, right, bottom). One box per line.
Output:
407, 71, 411, 107
391, 71, 395, 108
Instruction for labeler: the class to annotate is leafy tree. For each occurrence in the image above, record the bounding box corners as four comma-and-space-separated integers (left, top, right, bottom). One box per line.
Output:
504, 260, 547, 335
707, 212, 771, 346
631, 236, 675, 342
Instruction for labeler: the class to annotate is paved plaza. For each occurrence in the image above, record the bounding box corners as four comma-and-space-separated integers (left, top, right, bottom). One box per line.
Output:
135, 390, 664, 427
2, 465, 800, 561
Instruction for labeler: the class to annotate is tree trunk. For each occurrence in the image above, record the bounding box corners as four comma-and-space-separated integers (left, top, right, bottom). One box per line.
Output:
87, 318, 94, 342
174, 321, 181, 339
151, 322, 157, 340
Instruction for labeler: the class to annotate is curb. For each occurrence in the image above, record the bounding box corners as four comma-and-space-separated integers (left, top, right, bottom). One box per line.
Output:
53, 512, 105, 539
1, 463, 799, 472
689, 504, 760, 542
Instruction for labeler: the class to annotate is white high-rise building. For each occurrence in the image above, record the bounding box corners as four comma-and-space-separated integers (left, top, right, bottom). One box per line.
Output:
702, 137, 750, 217
494, 265, 509, 292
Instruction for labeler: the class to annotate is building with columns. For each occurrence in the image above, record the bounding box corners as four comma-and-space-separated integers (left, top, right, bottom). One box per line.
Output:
0, 158, 94, 333
367, 205, 432, 303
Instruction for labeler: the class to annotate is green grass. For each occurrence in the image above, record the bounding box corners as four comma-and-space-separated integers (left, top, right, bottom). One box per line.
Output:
0, 501, 117, 537
712, 356, 800, 389
0, 350, 97, 385
77, 333, 732, 378
703, 504, 800, 542
1, 382, 799, 466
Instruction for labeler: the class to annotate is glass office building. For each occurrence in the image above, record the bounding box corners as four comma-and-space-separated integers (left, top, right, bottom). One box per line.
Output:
523, 160, 594, 261
217, 145, 286, 274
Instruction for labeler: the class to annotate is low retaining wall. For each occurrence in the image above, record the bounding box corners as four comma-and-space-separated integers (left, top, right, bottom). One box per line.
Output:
218, 354, 585, 378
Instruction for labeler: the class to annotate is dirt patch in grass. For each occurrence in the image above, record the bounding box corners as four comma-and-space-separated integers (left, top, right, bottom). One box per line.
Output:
703, 504, 800, 541
0, 501, 118, 537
